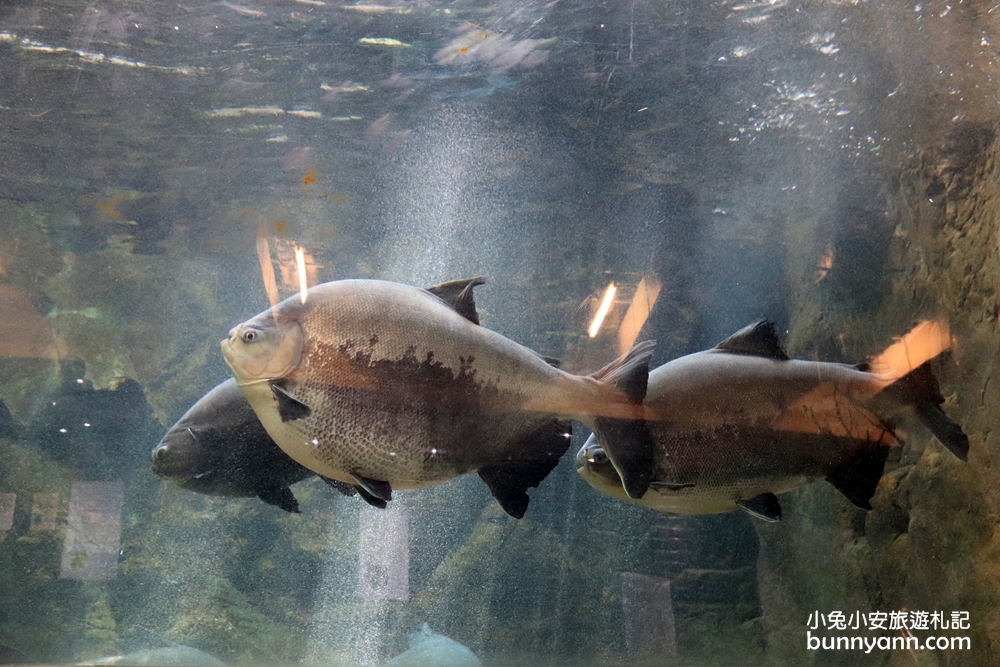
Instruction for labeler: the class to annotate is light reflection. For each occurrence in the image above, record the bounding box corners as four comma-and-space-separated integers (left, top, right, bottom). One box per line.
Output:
255, 223, 280, 309
589, 283, 617, 338
869, 320, 952, 379
295, 245, 308, 303
617, 273, 662, 354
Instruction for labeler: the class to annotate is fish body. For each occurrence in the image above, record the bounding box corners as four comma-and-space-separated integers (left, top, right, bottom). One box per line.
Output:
386, 623, 480, 666
221, 277, 653, 518
152, 379, 316, 513
578, 320, 968, 521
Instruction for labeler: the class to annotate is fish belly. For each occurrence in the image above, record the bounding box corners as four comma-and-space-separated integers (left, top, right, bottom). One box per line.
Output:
645, 424, 874, 507
259, 378, 553, 488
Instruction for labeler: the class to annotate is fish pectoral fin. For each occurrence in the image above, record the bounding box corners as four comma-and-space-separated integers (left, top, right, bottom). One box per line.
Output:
351, 473, 393, 503
320, 475, 358, 497
269, 382, 311, 422
649, 481, 695, 491
715, 320, 790, 360
738, 492, 782, 522
826, 442, 890, 510
353, 485, 388, 509
424, 276, 486, 325
591, 417, 656, 500
257, 486, 301, 513
478, 420, 573, 519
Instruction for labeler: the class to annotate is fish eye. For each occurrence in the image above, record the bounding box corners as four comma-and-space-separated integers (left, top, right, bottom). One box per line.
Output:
589, 450, 608, 465
242, 330, 258, 343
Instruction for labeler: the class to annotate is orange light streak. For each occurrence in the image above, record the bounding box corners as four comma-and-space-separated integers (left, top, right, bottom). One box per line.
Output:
255, 223, 280, 309
617, 273, 662, 355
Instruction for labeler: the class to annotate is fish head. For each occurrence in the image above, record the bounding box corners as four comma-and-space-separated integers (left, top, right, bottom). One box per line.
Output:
221, 312, 304, 384
152, 423, 207, 483
575, 434, 628, 493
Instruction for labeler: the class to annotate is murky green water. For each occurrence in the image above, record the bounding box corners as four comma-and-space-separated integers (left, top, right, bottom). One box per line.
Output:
1, 0, 998, 664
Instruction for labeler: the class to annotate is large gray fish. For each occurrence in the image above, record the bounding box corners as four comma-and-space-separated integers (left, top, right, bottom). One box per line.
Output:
577, 320, 968, 521
151, 379, 356, 513
220, 277, 654, 518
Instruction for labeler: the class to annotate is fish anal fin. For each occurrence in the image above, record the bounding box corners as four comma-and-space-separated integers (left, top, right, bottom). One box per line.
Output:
354, 485, 388, 509
738, 492, 782, 521
320, 475, 358, 497
257, 486, 301, 513
715, 320, 790, 360
270, 382, 311, 422
826, 443, 890, 510
478, 420, 573, 518
591, 416, 656, 499
351, 473, 393, 502
424, 276, 486, 325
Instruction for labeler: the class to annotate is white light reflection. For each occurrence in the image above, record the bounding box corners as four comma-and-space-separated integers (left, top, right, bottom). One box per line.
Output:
295, 245, 309, 303
589, 283, 617, 338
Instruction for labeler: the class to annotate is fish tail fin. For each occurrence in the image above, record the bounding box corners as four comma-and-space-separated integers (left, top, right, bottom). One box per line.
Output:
826, 441, 890, 510
867, 319, 968, 461
868, 319, 952, 380
881, 361, 969, 461
588, 340, 657, 500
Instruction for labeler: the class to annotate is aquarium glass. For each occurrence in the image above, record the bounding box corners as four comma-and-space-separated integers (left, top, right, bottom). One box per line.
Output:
0, 0, 995, 664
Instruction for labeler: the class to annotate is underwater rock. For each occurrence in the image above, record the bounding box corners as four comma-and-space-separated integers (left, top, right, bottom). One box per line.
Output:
385, 623, 481, 666
32, 378, 161, 481
0, 399, 19, 440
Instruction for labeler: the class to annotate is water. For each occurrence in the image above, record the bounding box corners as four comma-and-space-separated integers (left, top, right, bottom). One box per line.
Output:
0, 0, 997, 664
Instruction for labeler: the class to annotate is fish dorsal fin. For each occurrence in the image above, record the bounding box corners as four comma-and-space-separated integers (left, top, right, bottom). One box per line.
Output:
715, 320, 789, 360
425, 276, 487, 325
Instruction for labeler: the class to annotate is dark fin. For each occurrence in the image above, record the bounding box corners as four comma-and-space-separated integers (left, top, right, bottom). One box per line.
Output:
270, 382, 311, 422
715, 320, 790, 360
425, 276, 486, 325
589, 340, 657, 499
738, 492, 782, 522
353, 485, 388, 509
592, 417, 656, 499
650, 481, 696, 491
477, 419, 573, 519
590, 339, 656, 403
826, 443, 890, 510
257, 486, 301, 513
878, 361, 968, 461
351, 473, 392, 502
320, 476, 358, 497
